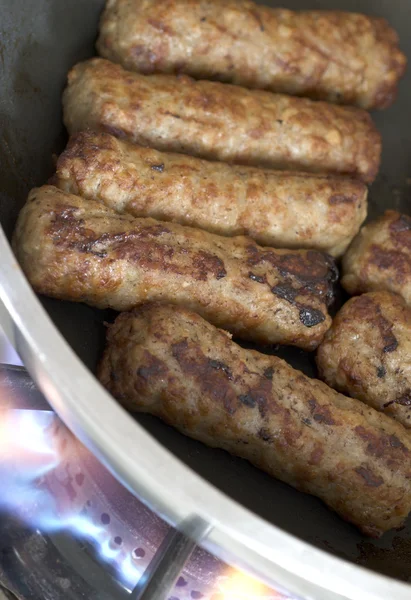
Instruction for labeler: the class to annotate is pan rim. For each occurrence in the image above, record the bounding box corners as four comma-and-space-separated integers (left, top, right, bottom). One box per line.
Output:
0, 226, 410, 600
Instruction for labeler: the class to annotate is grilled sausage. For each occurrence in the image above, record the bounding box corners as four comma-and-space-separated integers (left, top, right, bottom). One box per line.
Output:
317, 292, 411, 429
13, 185, 337, 349
53, 131, 368, 257
62, 58, 381, 184
98, 302, 411, 537
342, 211, 411, 306
97, 0, 407, 110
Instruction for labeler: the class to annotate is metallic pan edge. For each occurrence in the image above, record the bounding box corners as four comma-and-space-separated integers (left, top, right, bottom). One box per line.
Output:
0, 227, 410, 600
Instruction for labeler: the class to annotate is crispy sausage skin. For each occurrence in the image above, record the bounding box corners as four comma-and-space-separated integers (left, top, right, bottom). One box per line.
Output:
13, 185, 337, 349
317, 292, 411, 429
97, 0, 406, 110
53, 131, 368, 257
62, 58, 381, 184
342, 211, 411, 306
98, 302, 411, 537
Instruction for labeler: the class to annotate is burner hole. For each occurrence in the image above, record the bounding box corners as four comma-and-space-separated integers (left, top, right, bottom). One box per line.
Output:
114, 536, 122, 546
101, 513, 111, 525
86, 500, 92, 507
176, 577, 187, 587
191, 592, 203, 599
132, 547, 146, 559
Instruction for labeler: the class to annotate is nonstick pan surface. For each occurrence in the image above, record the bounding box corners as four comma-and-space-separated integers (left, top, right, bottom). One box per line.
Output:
1, 0, 411, 585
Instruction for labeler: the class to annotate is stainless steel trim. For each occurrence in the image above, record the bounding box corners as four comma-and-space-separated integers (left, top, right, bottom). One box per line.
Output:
131, 518, 209, 600
1, 226, 410, 600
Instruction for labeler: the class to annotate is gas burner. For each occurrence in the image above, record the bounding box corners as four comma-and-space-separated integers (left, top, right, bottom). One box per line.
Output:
0, 365, 291, 600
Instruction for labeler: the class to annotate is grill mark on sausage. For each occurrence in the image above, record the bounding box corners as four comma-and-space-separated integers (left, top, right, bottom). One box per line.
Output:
308, 398, 336, 425
208, 359, 233, 380
355, 467, 384, 488
369, 246, 411, 283
352, 295, 398, 353
263, 366, 274, 380
171, 339, 237, 414
355, 425, 410, 460
192, 250, 227, 280
47, 205, 227, 281
136, 350, 168, 382
271, 282, 326, 328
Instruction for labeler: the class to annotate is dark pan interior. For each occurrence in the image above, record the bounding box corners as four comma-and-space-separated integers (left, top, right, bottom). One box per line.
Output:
1, 0, 411, 583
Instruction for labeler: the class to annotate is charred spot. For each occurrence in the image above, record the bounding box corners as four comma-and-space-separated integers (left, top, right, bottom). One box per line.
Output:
329, 194, 356, 205
171, 340, 237, 414
353, 296, 398, 353
200, 16, 206, 21
384, 340, 398, 353
163, 110, 182, 119
355, 425, 409, 458
192, 251, 226, 281
369, 246, 411, 282
302, 417, 312, 426
239, 394, 256, 408
276, 119, 283, 125
376, 366, 386, 378
151, 163, 165, 172
248, 272, 266, 284
136, 351, 167, 383
299, 307, 325, 328
208, 359, 233, 380
263, 366, 274, 380
271, 283, 298, 303
384, 390, 411, 408
258, 428, 272, 443
354, 467, 384, 488
308, 398, 336, 425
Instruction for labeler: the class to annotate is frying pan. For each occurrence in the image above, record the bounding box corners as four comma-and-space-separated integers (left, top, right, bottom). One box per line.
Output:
1, 0, 411, 598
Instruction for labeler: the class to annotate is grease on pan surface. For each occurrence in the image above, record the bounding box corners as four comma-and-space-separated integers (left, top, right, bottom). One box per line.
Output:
98, 302, 411, 538
63, 58, 381, 183
13, 185, 338, 349
317, 291, 411, 429
53, 130, 368, 257
97, 0, 407, 110
342, 211, 411, 306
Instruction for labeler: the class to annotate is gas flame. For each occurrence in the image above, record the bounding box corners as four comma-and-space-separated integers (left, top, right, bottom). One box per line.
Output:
0, 406, 143, 589
0, 395, 293, 599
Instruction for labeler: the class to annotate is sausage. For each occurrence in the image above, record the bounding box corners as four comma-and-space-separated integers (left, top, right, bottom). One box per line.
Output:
97, 0, 407, 110
62, 58, 381, 184
317, 292, 411, 429
13, 185, 337, 349
53, 130, 368, 257
98, 302, 411, 537
342, 211, 411, 306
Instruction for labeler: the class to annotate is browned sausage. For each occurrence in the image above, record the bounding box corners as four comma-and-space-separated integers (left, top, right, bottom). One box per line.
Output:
98, 302, 411, 537
97, 0, 407, 110
317, 292, 411, 429
53, 130, 368, 257
13, 185, 337, 349
62, 58, 381, 183
342, 211, 411, 306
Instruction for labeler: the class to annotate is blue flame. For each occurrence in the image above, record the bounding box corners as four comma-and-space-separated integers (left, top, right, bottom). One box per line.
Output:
0, 409, 142, 589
